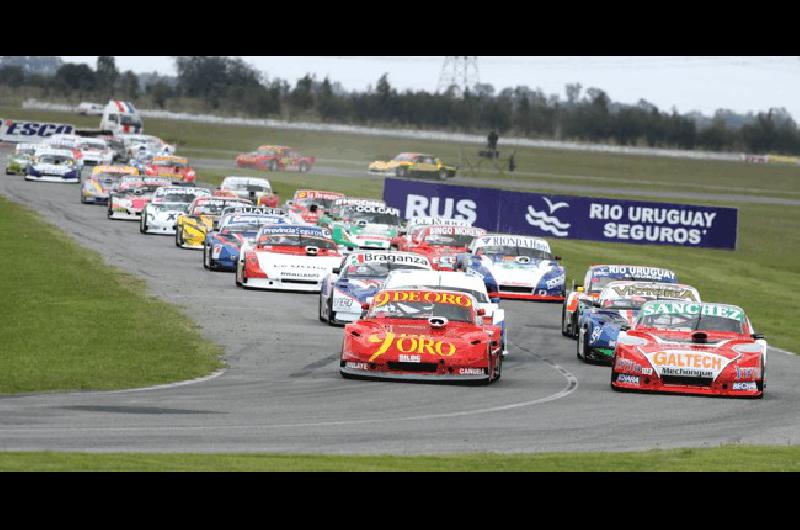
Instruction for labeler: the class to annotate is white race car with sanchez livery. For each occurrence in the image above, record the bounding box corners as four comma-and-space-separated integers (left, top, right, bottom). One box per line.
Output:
318, 251, 432, 325
235, 225, 342, 292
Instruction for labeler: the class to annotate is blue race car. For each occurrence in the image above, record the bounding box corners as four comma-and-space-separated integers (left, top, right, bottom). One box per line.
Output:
456, 234, 565, 301
562, 264, 679, 339
576, 281, 701, 364
203, 208, 290, 271
318, 251, 433, 325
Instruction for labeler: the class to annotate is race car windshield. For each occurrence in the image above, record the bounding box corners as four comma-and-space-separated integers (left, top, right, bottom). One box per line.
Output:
393, 154, 416, 161
160, 193, 198, 203
151, 203, 189, 213
228, 182, 271, 193
120, 116, 141, 126
38, 155, 72, 164
257, 235, 337, 250
477, 245, 552, 260
351, 213, 400, 225
297, 198, 336, 209
638, 313, 744, 333
80, 142, 105, 150
424, 234, 475, 247
153, 160, 186, 168
392, 285, 489, 304
602, 298, 647, 310
368, 301, 473, 322
341, 262, 421, 278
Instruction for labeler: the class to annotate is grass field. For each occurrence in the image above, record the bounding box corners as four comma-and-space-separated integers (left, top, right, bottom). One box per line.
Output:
0, 195, 223, 393
1, 445, 799, 471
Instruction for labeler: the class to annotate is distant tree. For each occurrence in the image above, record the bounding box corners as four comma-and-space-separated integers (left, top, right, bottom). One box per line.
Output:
118, 71, 139, 100
565, 83, 582, 105
148, 81, 173, 108
96, 56, 118, 98
53, 64, 96, 96
0, 65, 25, 88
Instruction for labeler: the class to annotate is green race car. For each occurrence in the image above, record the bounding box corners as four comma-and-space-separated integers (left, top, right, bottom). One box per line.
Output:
319, 197, 386, 227
329, 205, 403, 252
5, 152, 33, 175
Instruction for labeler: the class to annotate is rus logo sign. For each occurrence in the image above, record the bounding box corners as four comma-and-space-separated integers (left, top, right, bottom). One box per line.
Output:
405, 195, 477, 224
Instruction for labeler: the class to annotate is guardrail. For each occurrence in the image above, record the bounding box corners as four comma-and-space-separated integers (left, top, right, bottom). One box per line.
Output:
21, 98, 760, 163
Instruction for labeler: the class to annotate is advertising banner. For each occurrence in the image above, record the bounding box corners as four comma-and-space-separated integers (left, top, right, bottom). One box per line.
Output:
383, 178, 738, 249
1, 119, 75, 142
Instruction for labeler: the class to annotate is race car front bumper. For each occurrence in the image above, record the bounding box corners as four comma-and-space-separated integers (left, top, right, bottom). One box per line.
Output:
340, 363, 490, 382
611, 372, 763, 398
25, 174, 80, 183
242, 277, 323, 292
109, 208, 142, 220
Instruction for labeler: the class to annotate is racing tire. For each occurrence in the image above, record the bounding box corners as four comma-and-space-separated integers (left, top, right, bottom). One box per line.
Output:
570, 313, 579, 340
318, 296, 327, 322
269, 160, 278, 172
577, 326, 589, 361
140, 215, 147, 234
610, 361, 620, 391
235, 263, 243, 287
396, 166, 408, 178
299, 162, 309, 173
561, 304, 570, 337
492, 351, 503, 382
204, 245, 211, 270
327, 298, 336, 326
175, 227, 183, 248
757, 355, 766, 399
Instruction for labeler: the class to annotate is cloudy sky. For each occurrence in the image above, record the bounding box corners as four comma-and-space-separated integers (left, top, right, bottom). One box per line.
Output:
61, 56, 800, 118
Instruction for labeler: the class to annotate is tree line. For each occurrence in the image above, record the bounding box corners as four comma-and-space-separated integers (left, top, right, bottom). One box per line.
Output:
1, 56, 798, 155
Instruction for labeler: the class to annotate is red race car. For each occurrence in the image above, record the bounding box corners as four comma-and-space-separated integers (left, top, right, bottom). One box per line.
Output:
407, 225, 487, 271
287, 190, 345, 225
611, 301, 767, 398
236, 145, 316, 172
340, 288, 503, 383
145, 155, 196, 183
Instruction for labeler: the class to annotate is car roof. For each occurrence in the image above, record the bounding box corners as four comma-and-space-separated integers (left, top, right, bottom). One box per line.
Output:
384, 270, 487, 292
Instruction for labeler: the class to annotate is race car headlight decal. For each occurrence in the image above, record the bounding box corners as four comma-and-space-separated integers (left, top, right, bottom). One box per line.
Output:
212, 245, 222, 258
245, 253, 267, 278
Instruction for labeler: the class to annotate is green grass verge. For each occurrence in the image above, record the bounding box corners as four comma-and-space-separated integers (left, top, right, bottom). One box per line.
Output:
1, 445, 799, 471
0, 196, 224, 394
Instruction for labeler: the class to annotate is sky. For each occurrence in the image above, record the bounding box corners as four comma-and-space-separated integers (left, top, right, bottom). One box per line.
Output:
61, 56, 800, 119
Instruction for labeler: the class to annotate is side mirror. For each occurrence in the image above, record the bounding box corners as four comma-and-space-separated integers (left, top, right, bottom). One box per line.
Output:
577, 286, 585, 293
476, 308, 486, 316
752, 333, 766, 341
332, 267, 340, 274
554, 256, 562, 261
620, 324, 631, 332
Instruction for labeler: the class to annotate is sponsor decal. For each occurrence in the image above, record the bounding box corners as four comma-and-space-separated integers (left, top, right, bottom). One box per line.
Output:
398, 354, 421, 363
427, 226, 484, 237
617, 374, 640, 385
602, 266, 677, 281
294, 190, 344, 200
611, 284, 698, 301
352, 205, 400, 215
259, 226, 331, 238
476, 235, 550, 251
459, 368, 485, 375
591, 326, 603, 343
333, 297, 355, 308
367, 333, 457, 362
373, 290, 472, 307
732, 381, 757, 391
345, 362, 370, 371
615, 358, 642, 373
735, 366, 761, 380
358, 253, 430, 267
643, 350, 734, 379
545, 275, 565, 289
641, 302, 743, 321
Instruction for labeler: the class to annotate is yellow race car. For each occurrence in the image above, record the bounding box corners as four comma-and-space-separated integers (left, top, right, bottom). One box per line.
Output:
368, 152, 456, 179
175, 196, 253, 249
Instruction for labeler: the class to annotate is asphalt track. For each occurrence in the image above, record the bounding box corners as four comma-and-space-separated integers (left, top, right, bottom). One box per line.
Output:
1, 147, 799, 453
196, 158, 800, 207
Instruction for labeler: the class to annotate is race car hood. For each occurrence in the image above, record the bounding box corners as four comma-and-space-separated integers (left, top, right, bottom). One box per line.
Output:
619, 330, 762, 382
114, 194, 151, 210
484, 256, 563, 287
31, 163, 76, 175
368, 160, 405, 171
255, 251, 341, 282
346, 320, 494, 363
149, 208, 183, 224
